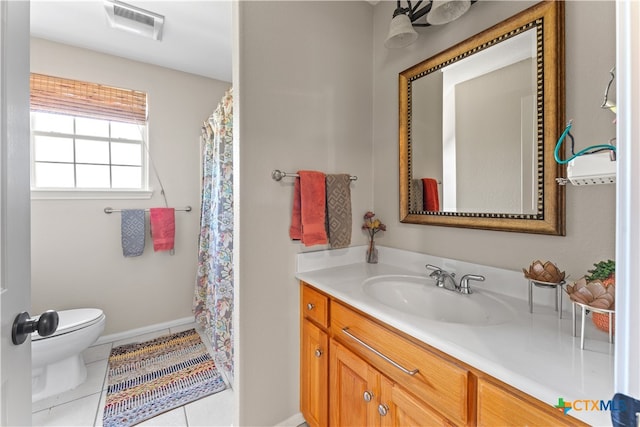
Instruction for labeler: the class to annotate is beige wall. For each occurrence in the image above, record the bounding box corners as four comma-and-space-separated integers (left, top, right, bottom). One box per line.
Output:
235, 1, 373, 424
373, 1, 616, 275
30, 38, 230, 335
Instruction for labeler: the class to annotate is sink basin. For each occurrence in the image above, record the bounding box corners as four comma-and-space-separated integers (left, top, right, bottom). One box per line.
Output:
362, 275, 515, 326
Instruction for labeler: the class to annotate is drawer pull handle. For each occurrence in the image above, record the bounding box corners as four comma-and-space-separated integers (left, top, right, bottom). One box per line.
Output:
363, 391, 373, 402
342, 327, 419, 376
314, 348, 323, 358
307, 303, 315, 311
378, 404, 389, 416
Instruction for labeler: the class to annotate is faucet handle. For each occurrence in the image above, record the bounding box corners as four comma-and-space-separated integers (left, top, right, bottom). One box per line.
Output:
425, 264, 444, 286
460, 274, 485, 294
425, 264, 441, 273
426, 264, 455, 276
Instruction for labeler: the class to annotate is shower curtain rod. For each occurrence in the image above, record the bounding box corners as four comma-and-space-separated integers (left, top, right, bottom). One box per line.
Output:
103, 206, 192, 214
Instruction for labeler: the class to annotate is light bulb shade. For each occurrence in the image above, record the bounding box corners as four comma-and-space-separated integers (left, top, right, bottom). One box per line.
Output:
427, 0, 471, 25
385, 13, 418, 49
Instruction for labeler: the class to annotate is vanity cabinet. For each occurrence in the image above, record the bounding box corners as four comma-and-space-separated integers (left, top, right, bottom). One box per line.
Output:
300, 282, 588, 427
300, 282, 464, 426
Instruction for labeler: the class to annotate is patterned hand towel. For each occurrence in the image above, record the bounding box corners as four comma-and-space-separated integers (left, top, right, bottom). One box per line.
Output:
150, 208, 175, 252
121, 209, 145, 257
411, 179, 424, 211
326, 174, 352, 249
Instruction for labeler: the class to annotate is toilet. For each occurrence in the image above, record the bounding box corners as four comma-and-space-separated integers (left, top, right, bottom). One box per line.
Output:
31, 308, 106, 402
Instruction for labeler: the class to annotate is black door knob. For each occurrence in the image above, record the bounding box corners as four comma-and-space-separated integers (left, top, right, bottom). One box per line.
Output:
12, 310, 59, 345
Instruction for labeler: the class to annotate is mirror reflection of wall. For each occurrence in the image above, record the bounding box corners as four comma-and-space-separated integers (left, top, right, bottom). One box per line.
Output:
455, 58, 536, 213
410, 29, 538, 214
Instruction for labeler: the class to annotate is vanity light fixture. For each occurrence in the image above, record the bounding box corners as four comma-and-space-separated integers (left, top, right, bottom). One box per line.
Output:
385, 0, 476, 49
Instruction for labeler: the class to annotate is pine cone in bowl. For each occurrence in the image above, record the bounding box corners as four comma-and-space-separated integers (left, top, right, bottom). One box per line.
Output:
522, 260, 566, 283
565, 276, 615, 310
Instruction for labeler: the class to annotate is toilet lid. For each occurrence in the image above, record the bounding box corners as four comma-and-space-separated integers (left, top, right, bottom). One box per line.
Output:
31, 308, 104, 341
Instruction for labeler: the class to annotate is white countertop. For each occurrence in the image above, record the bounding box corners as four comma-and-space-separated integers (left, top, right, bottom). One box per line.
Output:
295, 246, 614, 426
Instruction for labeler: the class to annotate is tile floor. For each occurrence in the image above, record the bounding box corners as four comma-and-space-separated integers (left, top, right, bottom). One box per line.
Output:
31, 323, 234, 427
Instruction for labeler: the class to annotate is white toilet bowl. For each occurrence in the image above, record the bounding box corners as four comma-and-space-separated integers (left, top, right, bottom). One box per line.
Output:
31, 308, 106, 402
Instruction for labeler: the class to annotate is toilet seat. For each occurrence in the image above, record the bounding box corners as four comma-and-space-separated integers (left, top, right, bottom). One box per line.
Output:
32, 308, 105, 341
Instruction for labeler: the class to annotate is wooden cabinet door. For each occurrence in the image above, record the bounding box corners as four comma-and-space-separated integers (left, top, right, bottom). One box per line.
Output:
379, 376, 453, 427
330, 340, 380, 427
301, 319, 329, 427
477, 378, 586, 427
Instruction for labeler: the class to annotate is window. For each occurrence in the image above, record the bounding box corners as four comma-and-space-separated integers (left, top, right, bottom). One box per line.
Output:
30, 73, 150, 197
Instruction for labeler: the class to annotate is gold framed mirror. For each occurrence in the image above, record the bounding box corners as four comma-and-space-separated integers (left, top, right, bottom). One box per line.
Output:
399, 1, 565, 235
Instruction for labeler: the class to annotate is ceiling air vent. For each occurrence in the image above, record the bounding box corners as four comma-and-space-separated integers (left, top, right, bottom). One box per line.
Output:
104, 0, 164, 41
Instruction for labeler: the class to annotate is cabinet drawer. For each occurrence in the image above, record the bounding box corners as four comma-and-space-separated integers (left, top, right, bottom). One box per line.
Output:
301, 284, 329, 328
477, 377, 588, 427
331, 301, 470, 426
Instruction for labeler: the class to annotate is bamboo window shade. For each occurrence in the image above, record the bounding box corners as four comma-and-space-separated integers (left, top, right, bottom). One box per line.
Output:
30, 73, 147, 124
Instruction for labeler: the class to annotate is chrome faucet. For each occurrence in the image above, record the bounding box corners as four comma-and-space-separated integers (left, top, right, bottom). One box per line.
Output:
425, 264, 485, 294
425, 264, 458, 292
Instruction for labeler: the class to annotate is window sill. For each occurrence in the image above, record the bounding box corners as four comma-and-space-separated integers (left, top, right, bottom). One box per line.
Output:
31, 188, 154, 200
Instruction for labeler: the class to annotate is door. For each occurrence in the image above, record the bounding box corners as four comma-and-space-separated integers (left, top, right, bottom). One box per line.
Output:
0, 1, 33, 425
330, 340, 379, 427
380, 376, 452, 427
300, 319, 328, 427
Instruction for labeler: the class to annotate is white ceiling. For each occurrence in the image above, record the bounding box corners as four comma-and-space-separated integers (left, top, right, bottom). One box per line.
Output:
30, 0, 233, 83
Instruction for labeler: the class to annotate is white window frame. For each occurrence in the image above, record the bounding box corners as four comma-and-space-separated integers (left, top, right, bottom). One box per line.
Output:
30, 112, 153, 200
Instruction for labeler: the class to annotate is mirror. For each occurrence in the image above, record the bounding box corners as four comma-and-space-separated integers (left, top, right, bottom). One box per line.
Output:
399, 1, 565, 235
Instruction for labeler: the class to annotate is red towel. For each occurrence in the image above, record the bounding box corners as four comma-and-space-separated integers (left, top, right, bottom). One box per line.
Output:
150, 208, 175, 252
422, 178, 440, 211
289, 177, 302, 240
289, 171, 328, 246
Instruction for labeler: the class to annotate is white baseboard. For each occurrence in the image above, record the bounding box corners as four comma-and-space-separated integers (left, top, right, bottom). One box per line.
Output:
94, 316, 196, 346
275, 412, 305, 427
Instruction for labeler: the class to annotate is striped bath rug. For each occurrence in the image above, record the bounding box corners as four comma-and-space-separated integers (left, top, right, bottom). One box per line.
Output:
103, 328, 227, 427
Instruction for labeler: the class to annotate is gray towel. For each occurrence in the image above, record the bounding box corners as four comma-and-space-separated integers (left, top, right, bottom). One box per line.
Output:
121, 209, 146, 257
326, 174, 352, 249
411, 179, 424, 211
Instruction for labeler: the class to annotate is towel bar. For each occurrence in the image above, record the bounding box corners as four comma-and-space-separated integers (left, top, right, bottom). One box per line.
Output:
271, 169, 357, 181
104, 206, 192, 214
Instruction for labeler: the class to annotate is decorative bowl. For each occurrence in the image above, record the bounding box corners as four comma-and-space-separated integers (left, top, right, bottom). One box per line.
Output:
565, 276, 615, 310
522, 260, 566, 284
